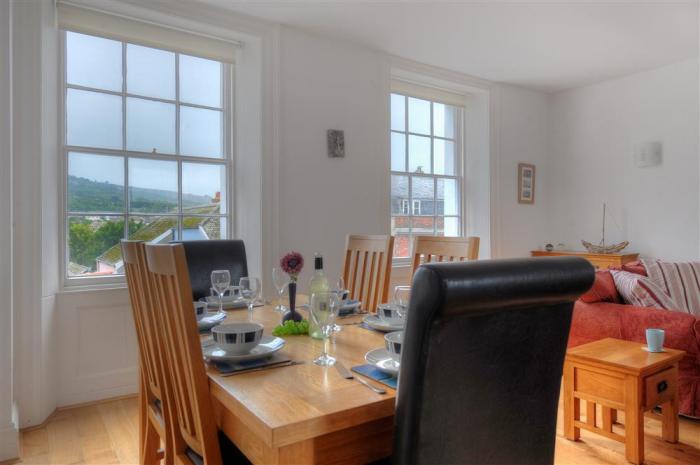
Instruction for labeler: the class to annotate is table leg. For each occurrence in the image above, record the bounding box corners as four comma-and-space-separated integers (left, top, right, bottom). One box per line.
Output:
563, 361, 580, 441
661, 397, 679, 443
624, 376, 644, 465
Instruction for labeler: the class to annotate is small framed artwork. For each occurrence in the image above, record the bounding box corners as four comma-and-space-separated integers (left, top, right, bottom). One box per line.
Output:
518, 163, 535, 204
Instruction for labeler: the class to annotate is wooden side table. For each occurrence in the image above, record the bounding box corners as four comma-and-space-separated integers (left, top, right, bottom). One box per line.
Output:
563, 338, 685, 464
531, 250, 639, 270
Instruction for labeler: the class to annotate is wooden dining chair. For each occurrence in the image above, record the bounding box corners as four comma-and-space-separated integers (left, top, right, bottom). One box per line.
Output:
410, 236, 480, 279
342, 234, 394, 312
122, 240, 174, 465
145, 243, 250, 465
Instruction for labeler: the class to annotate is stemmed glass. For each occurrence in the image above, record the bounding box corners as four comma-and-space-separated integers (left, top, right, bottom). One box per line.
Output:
271, 267, 289, 313
393, 285, 411, 319
331, 276, 346, 333
211, 270, 231, 314
309, 291, 341, 366
239, 277, 261, 322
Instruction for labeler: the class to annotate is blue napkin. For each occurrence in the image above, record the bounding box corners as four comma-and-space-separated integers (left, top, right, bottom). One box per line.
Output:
359, 322, 382, 333
351, 364, 398, 389
212, 353, 291, 375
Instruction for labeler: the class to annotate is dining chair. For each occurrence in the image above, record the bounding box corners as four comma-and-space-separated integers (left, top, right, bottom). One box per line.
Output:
409, 235, 480, 279
122, 240, 174, 465
173, 240, 248, 301
342, 234, 394, 312
394, 257, 594, 465
145, 243, 251, 465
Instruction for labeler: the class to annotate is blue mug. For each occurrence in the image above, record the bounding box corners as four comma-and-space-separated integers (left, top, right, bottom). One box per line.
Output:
645, 328, 665, 353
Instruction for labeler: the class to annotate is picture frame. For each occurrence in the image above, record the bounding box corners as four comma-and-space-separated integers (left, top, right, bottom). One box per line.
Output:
518, 163, 535, 204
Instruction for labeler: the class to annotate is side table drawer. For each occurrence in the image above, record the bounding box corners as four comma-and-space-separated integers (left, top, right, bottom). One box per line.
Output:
644, 367, 676, 408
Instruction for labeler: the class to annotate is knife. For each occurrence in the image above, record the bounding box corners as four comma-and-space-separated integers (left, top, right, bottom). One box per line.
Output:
335, 361, 386, 394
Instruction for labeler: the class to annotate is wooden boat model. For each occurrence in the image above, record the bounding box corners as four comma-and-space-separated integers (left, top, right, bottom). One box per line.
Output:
581, 203, 629, 254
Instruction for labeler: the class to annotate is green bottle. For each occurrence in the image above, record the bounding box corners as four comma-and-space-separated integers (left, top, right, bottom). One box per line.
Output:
308, 253, 329, 339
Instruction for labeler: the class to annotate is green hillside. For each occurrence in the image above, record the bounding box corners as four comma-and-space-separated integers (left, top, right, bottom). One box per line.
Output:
68, 175, 213, 213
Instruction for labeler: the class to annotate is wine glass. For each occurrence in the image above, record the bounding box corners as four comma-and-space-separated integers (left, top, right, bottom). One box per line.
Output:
272, 267, 289, 313
211, 270, 231, 314
239, 277, 261, 322
393, 285, 411, 319
331, 276, 346, 333
309, 291, 341, 366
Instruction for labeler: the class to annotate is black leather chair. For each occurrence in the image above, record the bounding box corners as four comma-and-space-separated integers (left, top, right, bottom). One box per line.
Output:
393, 257, 594, 465
173, 240, 249, 301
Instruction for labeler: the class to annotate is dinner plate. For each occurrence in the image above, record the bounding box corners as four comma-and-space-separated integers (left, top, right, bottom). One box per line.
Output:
198, 311, 226, 332
362, 314, 404, 332
200, 296, 247, 310
365, 348, 400, 376
202, 335, 285, 362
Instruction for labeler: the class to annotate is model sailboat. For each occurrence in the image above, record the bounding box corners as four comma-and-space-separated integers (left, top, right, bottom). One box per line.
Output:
581, 203, 629, 254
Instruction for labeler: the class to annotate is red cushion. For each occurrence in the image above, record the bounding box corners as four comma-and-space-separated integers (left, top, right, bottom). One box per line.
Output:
580, 270, 621, 304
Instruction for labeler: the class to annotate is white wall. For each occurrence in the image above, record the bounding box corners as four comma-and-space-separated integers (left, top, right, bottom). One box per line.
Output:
549, 59, 699, 261
0, 0, 18, 460
493, 85, 553, 258
275, 26, 390, 286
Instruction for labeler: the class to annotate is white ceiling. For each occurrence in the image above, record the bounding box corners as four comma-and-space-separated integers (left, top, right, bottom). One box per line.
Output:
195, 0, 698, 93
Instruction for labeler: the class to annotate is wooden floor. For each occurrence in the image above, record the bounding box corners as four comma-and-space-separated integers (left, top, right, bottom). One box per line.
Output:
11, 394, 700, 465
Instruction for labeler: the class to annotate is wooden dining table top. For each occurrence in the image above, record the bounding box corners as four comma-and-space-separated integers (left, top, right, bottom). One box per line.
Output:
203, 297, 397, 453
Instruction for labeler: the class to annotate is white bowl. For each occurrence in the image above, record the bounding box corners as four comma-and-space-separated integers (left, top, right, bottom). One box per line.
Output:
384, 331, 403, 363
377, 303, 406, 326
212, 323, 264, 355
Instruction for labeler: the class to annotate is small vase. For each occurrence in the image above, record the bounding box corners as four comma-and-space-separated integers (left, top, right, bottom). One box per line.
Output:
282, 281, 302, 322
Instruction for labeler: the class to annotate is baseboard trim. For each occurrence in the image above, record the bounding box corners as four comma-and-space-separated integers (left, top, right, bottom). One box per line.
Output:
19, 393, 138, 433
0, 424, 19, 463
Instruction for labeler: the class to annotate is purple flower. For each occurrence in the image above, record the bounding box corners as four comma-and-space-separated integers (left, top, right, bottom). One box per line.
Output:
280, 251, 304, 280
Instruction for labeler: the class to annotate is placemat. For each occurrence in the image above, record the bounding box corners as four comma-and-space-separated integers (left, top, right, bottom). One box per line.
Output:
211, 353, 292, 376
351, 364, 397, 389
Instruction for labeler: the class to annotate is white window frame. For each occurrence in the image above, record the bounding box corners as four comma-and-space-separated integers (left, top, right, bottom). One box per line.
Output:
59, 29, 235, 287
390, 91, 465, 264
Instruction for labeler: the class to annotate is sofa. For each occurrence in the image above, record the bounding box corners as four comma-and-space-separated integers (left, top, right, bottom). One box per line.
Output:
569, 262, 700, 418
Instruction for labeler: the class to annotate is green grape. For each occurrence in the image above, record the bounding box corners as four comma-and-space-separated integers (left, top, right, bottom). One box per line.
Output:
272, 319, 309, 336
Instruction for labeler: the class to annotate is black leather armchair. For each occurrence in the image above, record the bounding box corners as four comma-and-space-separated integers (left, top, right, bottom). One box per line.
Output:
173, 240, 249, 301
393, 257, 594, 465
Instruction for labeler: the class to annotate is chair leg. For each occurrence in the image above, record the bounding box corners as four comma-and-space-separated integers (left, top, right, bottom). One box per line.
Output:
142, 418, 161, 465
138, 375, 147, 463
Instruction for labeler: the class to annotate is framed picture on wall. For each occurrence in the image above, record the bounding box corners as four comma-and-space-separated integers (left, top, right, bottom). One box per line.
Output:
518, 163, 535, 204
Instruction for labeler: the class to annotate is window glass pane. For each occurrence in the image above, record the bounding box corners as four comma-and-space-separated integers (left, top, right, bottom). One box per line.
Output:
182, 163, 226, 214
67, 216, 125, 276
128, 158, 178, 213
179, 55, 222, 108
128, 215, 178, 243
443, 217, 460, 237
408, 135, 431, 174
182, 216, 225, 240
437, 178, 459, 216
66, 32, 122, 92
411, 176, 434, 215
126, 98, 176, 154
391, 175, 408, 215
180, 106, 223, 158
391, 132, 406, 172
408, 97, 430, 135
126, 44, 175, 100
433, 103, 456, 139
411, 217, 434, 235
434, 139, 455, 175
67, 89, 122, 149
68, 152, 124, 213
391, 226, 410, 259
390, 94, 405, 132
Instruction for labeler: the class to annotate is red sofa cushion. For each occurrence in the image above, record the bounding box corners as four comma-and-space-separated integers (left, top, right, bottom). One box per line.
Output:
580, 270, 621, 304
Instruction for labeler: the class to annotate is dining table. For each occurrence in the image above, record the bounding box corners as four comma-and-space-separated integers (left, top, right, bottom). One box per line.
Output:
203, 297, 397, 465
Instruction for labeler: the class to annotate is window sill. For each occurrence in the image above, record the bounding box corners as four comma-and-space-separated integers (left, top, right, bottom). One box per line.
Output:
60, 278, 128, 295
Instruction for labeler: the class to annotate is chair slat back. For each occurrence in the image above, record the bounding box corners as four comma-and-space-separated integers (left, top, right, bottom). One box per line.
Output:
342, 234, 394, 312
145, 243, 222, 465
410, 236, 480, 279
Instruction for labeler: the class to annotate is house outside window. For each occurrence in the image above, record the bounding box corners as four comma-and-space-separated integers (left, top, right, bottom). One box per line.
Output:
62, 30, 231, 280
390, 91, 463, 259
